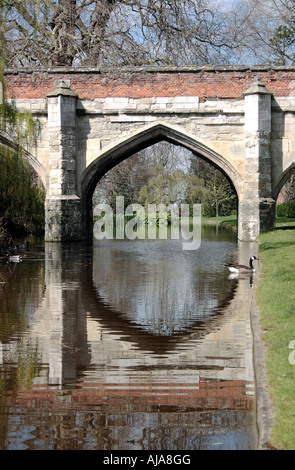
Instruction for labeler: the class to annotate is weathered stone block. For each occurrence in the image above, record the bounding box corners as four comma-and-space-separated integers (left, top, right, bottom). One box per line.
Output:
45, 196, 82, 241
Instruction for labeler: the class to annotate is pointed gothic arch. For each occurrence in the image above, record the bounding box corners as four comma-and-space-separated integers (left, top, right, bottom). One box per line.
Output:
80, 121, 241, 238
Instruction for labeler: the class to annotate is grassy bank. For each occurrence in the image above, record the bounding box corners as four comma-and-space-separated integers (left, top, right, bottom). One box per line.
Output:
275, 217, 295, 228
219, 215, 295, 230
256, 228, 295, 449
201, 215, 237, 226
215, 214, 295, 448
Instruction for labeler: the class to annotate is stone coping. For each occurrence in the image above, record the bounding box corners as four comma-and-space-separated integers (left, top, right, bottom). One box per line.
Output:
5, 65, 295, 75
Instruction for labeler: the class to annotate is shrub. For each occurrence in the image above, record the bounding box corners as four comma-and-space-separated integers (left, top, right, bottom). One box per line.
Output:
276, 200, 295, 218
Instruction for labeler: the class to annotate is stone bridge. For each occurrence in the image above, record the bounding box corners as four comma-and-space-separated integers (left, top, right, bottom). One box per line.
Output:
4, 66, 295, 241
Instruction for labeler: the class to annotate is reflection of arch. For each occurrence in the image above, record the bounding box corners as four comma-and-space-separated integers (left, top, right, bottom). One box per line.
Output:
274, 163, 295, 201
87, 281, 239, 355
0, 131, 46, 187
80, 250, 240, 355
44, 242, 240, 357
80, 122, 241, 237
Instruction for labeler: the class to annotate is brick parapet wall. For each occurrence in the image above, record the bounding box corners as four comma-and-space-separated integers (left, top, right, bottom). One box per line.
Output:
5, 66, 295, 101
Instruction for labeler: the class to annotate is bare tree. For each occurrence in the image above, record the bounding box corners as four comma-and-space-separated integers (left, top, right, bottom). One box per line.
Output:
93, 151, 153, 209
2, 0, 259, 68
283, 174, 295, 201
269, 0, 295, 64
228, 0, 295, 65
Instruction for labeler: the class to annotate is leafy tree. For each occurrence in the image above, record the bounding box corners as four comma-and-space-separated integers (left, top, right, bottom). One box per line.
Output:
138, 142, 189, 207
188, 155, 237, 217
203, 169, 236, 217
0, 147, 45, 235
184, 173, 207, 207
138, 169, 187, 207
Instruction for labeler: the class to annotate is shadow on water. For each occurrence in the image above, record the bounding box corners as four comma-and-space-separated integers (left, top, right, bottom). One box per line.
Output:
0, 226, 259, 450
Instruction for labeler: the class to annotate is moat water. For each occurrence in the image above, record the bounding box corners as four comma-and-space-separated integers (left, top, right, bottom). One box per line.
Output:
0, 224, 258, 450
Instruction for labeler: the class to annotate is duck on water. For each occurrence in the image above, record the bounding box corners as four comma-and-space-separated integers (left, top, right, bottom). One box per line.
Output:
226, 256, 258, 274
7, 253, 23, 263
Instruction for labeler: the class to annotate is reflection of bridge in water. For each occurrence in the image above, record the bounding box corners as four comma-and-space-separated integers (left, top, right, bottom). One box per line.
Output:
3, 240, 258, 449
5, 244, 253, 398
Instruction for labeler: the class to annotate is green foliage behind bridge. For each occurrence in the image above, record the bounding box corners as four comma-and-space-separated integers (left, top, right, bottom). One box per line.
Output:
0, 146, 45, 238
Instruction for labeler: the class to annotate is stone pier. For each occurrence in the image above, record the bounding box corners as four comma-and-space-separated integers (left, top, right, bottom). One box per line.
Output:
45, 81, 82, 241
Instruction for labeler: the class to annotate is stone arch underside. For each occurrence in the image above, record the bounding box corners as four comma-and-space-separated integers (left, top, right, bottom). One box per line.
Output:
274, 163, 295, 201
80, 122, 241, 239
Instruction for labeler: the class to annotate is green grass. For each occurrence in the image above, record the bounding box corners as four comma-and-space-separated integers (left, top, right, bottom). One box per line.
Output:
256, 228, 295, 449
219, 217, 237, 228
218, 216, 295, 231
201, 215, 295, 447
275, 217, 295, 228
201, 215, 237, 226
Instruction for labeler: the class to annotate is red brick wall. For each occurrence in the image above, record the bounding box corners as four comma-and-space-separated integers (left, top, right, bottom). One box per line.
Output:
5, 66, 295, 102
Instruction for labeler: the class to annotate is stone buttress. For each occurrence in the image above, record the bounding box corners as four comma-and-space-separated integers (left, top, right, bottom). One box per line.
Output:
45, 81, 82, 241
239, 79, 275, 241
